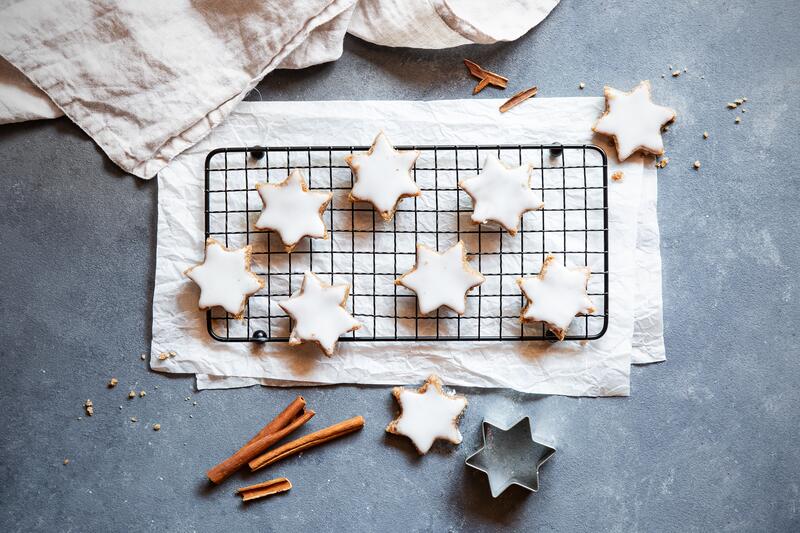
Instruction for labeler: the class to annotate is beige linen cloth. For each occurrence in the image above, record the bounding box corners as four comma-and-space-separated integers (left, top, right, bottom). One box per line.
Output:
0, 0, 559, 178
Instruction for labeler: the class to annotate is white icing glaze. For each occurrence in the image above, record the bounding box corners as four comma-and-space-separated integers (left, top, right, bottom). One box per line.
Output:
518, 255, 595, 338
397, 241, 484, 315
388, 375, 467, 454
346, 132, 420, 219
279, 272, 360, 355
459, 154, 543, 234
254, 169, 332, 251
185, 239, 264, 318
592, 80, 676, 161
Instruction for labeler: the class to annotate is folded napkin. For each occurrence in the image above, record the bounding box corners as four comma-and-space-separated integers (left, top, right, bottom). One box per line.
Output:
0, 0, 559, 177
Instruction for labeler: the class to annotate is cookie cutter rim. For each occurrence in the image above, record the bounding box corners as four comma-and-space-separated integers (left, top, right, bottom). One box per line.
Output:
464, 415, 556, 498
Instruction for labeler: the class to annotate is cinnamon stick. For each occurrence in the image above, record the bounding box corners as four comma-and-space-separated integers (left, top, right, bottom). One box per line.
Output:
464, 59, 508, 94
499, 85, 538, 113
249, 416, 365, 472
237, 477, 292, 502
206, 397, 313, 484
243, 396, 306, 447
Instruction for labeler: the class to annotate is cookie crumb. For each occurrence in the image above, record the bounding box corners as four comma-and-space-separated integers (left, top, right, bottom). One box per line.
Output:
130, 417, 137, 423
579, 82, 585, 89
727, 102, 738, 109
671, 70, 681, 77
158, 352, 168, 361
656, 157, 669, 168
742, 97, 747, 102
140, 353, 146, 360
63, 459, 69, 465
153, 423, 161, 431
735, 117, 741, 124
169, 351, 177, 357
741, 109, 747, 113
128, 391, 135, 399
611, 171, 624, 182
735, 98, 743, 105
693, 160, 701, 170
139, 390, 146, 398
84, 399, 94, 417
683, 67, 688, 72
703, 131, 709, 139
107, 378, 118, 388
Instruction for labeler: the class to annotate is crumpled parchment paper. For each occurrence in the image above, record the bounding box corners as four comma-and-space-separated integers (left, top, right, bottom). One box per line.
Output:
152, 99, 665, 396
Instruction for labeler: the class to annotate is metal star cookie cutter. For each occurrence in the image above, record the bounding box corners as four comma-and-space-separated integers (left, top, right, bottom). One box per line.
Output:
465, 416, 556, 498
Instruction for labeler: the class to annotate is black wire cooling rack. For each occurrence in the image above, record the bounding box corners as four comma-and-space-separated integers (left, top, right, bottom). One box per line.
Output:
203, 144, 609, 343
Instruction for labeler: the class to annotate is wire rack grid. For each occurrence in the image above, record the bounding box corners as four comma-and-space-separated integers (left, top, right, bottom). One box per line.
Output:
203, 143, 609, 343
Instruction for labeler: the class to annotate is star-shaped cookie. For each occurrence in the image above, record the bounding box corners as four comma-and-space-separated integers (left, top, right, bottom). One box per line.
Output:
279, 272, 360, 356
395, 241, 484, 315
459, 155, 543, 235
592, 80, 676, 161
386, 375, 468, 455
254, 169, 332, 252
184, 238, 264, 319
517, 255, 596, 340
345, 132, 421, 221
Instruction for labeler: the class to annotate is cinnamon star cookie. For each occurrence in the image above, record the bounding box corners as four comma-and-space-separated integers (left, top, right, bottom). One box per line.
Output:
254, 169, 332, 252
279, 272, 360, 356
592, 80, 676, 161
185, 238, 264, 319
459, 154, 543, 235
345, 132, 420, 221
395, 241, 484, 315
386, 375, 468, 455
517, 255, 596, 341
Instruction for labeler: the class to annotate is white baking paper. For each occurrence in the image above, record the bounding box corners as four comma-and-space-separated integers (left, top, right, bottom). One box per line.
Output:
631, 163, 666, 363
152, 99, 662, 396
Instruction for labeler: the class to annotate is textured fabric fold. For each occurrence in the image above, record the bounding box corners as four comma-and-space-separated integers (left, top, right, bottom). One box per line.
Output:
0, 0, 559, 177
0, 0, 357, 178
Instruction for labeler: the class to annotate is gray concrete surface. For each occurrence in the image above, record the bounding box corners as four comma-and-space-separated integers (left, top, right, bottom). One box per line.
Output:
1, 1, 799, 531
